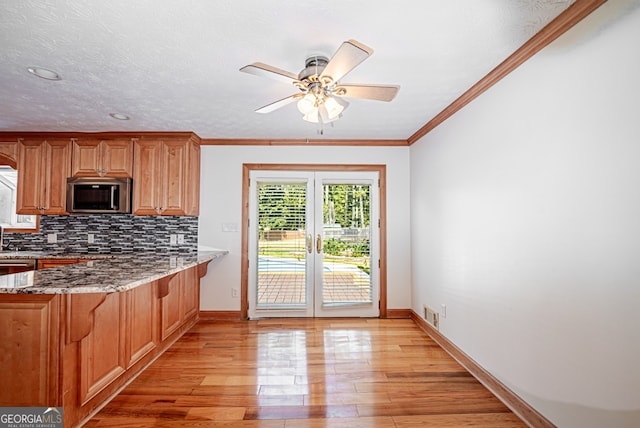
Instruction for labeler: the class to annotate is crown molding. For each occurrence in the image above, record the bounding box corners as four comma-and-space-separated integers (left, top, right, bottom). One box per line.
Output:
407, 0, 608, 145
201, 138, 408, 146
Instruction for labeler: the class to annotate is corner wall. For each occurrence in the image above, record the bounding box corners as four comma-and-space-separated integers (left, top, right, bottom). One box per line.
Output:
409, 2, 640, 427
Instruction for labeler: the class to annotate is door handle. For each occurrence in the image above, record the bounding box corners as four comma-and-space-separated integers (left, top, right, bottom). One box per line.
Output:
306, 234, 313, 253
316, 234, 322, 253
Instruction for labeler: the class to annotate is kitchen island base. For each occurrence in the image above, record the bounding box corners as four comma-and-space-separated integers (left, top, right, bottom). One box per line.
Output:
0, 264, 205, 428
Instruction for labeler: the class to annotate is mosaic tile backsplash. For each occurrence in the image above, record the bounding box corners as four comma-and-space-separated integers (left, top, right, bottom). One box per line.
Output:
2, 214, 198, 254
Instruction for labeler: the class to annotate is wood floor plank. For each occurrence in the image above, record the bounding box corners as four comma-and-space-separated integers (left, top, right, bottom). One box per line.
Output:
393, 413, 526, 427
88, 318, 526, 427
284, 416, 396, 427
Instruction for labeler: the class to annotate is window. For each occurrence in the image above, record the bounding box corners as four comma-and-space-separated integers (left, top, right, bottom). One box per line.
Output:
0, 166, 38, 231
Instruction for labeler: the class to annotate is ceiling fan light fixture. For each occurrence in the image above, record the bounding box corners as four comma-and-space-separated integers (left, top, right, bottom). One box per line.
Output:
318, 103, 339, 124
297, 93, 317, 115
324, 96, 348, 120
302, 110, 319, 123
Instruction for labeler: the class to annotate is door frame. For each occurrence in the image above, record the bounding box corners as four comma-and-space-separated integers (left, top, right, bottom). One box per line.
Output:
241, 163, 387, 320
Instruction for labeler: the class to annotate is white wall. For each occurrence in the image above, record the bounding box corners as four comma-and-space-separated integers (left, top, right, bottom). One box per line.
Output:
198, 145, 412, 312
409, 2, 640, 427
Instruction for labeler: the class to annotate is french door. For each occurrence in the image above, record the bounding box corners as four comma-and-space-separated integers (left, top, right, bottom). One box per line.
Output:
248, 170, 380, 318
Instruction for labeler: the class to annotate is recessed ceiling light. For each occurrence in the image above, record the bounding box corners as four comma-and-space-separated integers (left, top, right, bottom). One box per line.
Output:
109, 113, 130, 120
27, 67, 61, 80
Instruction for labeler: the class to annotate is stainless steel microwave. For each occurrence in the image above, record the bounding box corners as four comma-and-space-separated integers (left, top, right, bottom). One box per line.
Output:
66, 177, 132, 214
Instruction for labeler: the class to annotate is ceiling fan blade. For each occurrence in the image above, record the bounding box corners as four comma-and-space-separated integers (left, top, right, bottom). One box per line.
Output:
240, 62, 298, 85
320, 39, 373, 83
255, 93, 302, 114
336, 84, 400, 102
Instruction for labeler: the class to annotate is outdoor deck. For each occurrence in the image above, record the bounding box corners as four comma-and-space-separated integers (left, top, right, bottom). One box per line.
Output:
258, 271, 371, 305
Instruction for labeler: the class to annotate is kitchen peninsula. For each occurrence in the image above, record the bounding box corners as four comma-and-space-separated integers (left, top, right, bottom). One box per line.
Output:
0, 250, 227, 428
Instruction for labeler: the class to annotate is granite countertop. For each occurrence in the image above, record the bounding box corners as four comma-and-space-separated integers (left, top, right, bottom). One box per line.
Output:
0, 250, 228, 294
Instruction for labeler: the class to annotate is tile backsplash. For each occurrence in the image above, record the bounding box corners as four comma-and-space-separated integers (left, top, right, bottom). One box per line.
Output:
3, 214, 198, 254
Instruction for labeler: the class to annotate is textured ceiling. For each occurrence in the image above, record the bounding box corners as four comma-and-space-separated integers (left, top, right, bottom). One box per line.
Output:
0, 0, 575, 140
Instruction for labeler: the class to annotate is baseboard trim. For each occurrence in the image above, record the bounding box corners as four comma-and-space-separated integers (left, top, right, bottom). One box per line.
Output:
385, 308, 412, 319
199, 310, 242, 321
410, 310, 555, 428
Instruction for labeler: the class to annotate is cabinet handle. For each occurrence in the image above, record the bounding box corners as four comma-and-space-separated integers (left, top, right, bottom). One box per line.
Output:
316, 234, 322, 253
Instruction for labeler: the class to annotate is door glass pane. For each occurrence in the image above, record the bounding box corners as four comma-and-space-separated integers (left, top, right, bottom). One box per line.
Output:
256, 182, 308, 308
321, 183, 372, 305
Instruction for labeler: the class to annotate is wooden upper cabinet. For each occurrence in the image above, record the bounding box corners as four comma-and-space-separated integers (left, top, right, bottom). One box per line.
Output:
72, 139, 133, 177
17, 139, 71, 215
132, 135, 200, 216
0, 141, 18, 166
186, 141, 201, 216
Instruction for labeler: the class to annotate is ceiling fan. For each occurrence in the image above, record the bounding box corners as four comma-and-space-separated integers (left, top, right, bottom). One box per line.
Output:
240, 39, 399, 125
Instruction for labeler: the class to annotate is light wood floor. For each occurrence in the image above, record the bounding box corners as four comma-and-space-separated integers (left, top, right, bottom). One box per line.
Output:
86, 318, 525, 427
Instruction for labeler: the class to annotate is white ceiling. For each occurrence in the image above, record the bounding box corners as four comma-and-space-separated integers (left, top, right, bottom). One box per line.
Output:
0, 0, 575, 141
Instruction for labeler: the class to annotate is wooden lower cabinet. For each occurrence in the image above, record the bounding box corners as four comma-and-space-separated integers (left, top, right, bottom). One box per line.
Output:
182, 266, 200, 320
160, 266, 200, 340
161, 273, 183, 340
0, 264, 204, 427
126, 281, 158, 367
0, 295, 60, 406
78, 292, 127, 404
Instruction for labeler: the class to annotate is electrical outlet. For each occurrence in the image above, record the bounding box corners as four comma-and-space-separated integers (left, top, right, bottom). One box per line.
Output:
88, 233, 95, 244
441, 304, 447, 319
47, 233, 57, 243
232, 288, 239, 298
177, 234, 185, 244
169, 234, 177, 245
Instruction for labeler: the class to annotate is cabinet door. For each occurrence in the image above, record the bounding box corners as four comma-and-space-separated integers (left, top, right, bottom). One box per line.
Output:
79, 293, 126, 405
0, 295, 60, 406
71, 140, 101, 177
160, 139, 188, 216
132, 140, 162, 215
0, 141, 18, 165
160, 273, 183, 341
102, 139, 133, 177
186, 140, 200, 216
125, 281, 157, 367
42, 140, 71, 214
182, 266, 199, 321
17, 140, 45, 214
72, 139, 133, 178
